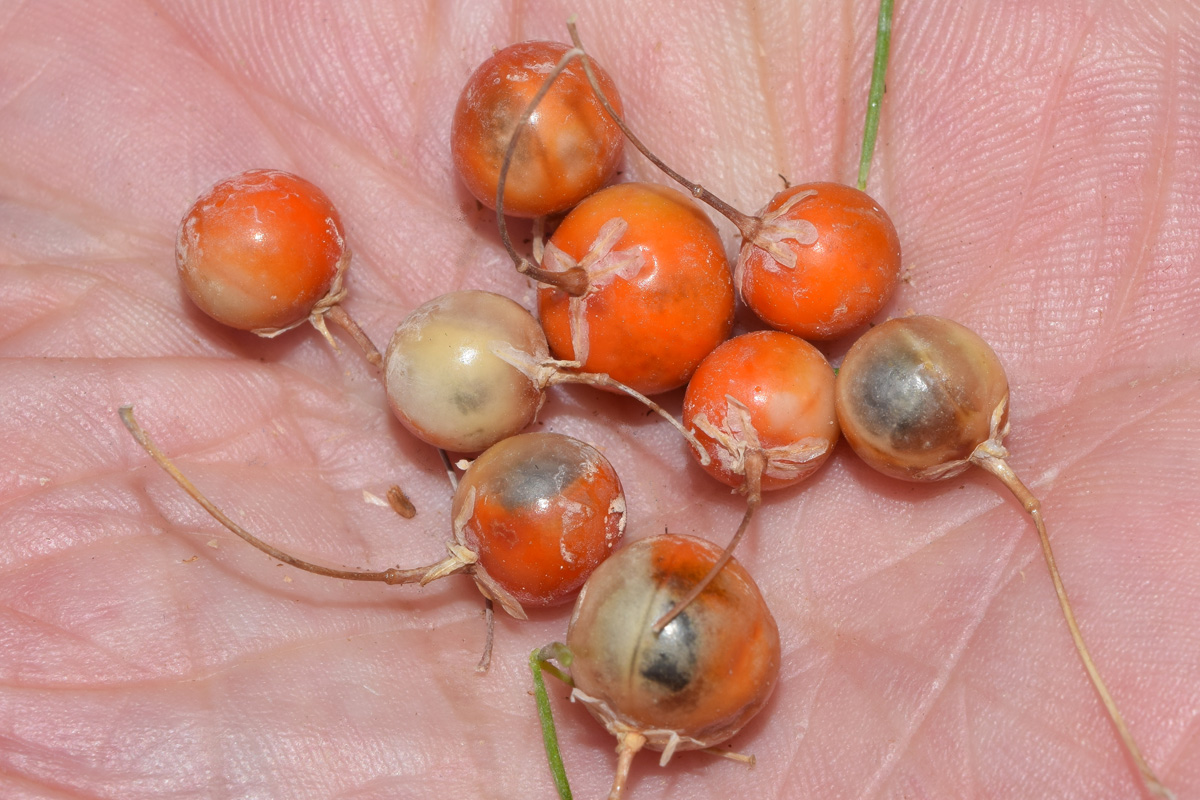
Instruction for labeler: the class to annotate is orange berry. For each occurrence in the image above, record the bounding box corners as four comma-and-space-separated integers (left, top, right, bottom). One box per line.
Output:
684, 330, 839, 492
737, 182, 901, 340
567, 533, 780, 749
452, 41, 624, 218
176, 169, 347, 332
452, 432, 625, 608
537, 182, 735, 396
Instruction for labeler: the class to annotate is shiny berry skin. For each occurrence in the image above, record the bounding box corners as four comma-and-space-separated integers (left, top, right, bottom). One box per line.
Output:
566, 534, 780, 751
737, 182, 901, 340
176, 169, 347, 332
452, 41, 624, 218
835, 315, 1010, 481
538, 182, 735, 396
452, 432, 625, 608
384, 291, 549, 453
684, 330, 839, 491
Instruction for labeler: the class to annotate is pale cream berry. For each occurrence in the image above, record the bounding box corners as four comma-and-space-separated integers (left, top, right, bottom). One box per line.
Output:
384, 291, 549, 452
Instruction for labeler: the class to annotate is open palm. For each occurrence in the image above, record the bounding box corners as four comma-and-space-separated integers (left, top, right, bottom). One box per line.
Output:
2, 1, 1197, 798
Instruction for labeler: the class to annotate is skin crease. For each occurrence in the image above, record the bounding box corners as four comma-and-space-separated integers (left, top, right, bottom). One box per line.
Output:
0, 1, 1198, 799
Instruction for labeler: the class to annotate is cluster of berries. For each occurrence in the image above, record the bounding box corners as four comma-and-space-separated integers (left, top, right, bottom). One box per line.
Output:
120, 19, 1170, 800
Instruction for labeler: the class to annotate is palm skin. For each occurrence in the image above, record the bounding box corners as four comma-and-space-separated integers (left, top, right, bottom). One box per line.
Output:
1, 1, 1198, 798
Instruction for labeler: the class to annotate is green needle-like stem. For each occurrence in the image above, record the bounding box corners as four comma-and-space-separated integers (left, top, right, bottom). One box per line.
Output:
857, 0, 894, 191
530, 646, 575, 800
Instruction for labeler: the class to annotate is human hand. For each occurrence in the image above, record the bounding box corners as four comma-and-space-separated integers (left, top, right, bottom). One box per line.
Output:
1, 2, 1196, 798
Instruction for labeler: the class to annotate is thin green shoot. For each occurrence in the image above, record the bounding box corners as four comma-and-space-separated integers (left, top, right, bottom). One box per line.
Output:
857, 0, 895, 191
530, 645, 575, 800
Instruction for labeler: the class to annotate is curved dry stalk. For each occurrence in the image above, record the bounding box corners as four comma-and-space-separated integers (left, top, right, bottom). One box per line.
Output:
280, 251, 385, 371
489, 342, 711, 466
653, 451, 765, 633
547, 368, 709, 466
324, 303, 383, 368
119, 405, 467, 586
495, 47, 589, 296
972, 450, 1175, 800
566, 19, 760, 240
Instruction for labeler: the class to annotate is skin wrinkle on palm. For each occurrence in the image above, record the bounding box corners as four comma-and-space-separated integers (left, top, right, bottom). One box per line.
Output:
0, 1, 1197, 799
